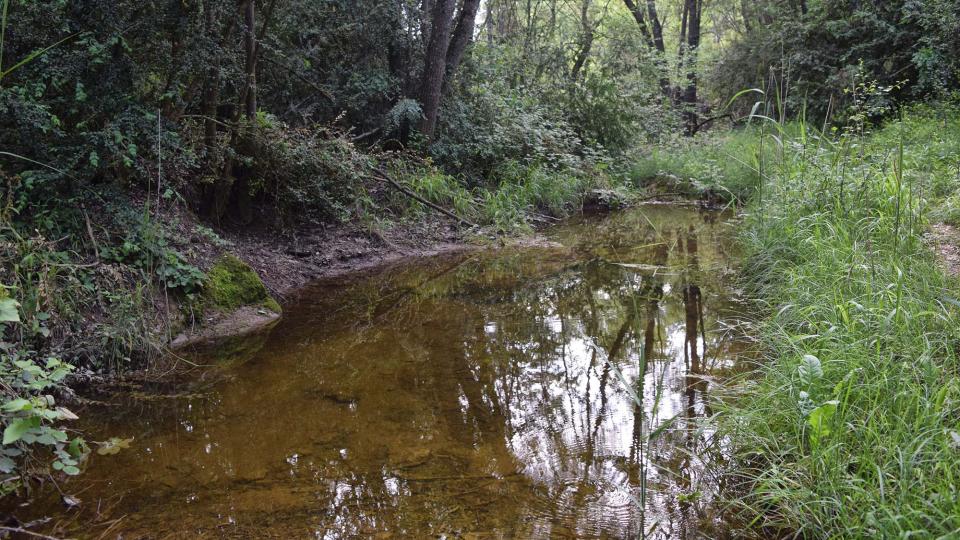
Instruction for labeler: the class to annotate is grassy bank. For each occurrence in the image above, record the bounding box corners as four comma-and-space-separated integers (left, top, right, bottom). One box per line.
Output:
628, 128, 764, 203
675, 103, 960, 536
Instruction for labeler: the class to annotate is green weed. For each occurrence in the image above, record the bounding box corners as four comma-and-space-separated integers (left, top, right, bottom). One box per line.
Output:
719, 102, 960, 537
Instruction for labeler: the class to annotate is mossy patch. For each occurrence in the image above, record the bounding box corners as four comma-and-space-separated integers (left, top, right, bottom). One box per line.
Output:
204, 254, 281, 313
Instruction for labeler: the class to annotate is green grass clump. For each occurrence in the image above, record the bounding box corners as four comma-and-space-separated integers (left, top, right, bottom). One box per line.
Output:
205, 254, 281, 313
721, 105, 960, 537
629, 127, 766, 202
399, 159, 609, 233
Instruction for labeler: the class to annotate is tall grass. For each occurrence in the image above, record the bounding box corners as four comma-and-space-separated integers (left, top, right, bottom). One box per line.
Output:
720, 103, 960, 537
629, 128, 767, 203
399, 160, 608, 233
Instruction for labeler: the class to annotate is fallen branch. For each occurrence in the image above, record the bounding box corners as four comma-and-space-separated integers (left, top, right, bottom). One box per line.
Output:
694, 113, 733, 131
371, 168, 477, 228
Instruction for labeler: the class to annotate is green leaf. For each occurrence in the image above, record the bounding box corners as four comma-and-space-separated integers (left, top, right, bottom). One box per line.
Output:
808, 400, 839, 447
3, 416, 40, 445
62, 465, 80, 476
1, 398, 32, 412
798, 354, 823, 386
96, 437, 134, 456
0, 456, 15, 474
67, 437, 88, 458
0, 298, 19, 323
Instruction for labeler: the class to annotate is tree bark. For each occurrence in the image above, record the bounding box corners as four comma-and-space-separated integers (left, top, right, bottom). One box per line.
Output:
418, 0, 456, 139
570, 0, 594, 82
444, 0, 482, 87
623, 0, 669, 97
682, 0, 702, 135
646, 0, 665, 53
243, 0, 257, 120
622, 0, 653, 48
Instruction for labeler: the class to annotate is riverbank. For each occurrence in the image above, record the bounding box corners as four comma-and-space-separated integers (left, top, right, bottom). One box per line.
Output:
1, 155, 674, 495
0, 204, 748, 538
705, 103, 960, 537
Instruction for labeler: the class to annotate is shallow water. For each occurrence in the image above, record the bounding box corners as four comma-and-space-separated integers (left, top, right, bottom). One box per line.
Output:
18, 206, 751, 538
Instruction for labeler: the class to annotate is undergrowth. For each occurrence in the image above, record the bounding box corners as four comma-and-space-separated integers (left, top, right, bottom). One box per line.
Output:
629, 127, 766, 203
718, 100, 960, 537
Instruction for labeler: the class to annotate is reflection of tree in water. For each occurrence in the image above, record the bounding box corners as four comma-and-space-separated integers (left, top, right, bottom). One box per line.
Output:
41, 208, 744, 539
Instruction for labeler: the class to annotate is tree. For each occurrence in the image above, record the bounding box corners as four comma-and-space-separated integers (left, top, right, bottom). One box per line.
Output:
419, 0, 457, 139
445, 0, 482, 86
680, 0, 702, 134
418, 0, 482, 139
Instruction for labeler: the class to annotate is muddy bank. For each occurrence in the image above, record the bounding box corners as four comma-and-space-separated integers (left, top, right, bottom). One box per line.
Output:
165, 198, 703, 350
166, 208, 476, 347
172, 203, 639, 347
224, 220, 470, 301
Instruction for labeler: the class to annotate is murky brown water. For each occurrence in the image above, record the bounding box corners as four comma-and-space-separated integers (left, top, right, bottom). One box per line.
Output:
15, 206, 751, 539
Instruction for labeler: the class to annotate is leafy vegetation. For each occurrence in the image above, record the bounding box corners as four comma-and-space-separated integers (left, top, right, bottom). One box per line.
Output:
0, 0, 958, 535
706, 98, 960, 536
0, 300, 87, 493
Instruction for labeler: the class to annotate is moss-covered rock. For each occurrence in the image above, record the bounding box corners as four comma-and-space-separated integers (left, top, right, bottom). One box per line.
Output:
204, 254, 281, 313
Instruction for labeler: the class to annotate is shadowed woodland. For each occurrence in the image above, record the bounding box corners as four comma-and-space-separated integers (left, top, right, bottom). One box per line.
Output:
1, 0, 960, 538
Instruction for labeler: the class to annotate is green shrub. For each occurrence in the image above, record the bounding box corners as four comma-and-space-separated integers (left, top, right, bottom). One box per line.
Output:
629, 126, 772, 202
245, 122, 370, 224
0, 299, 88, 493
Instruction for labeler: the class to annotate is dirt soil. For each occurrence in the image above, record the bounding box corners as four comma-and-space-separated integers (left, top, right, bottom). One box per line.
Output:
163, 206, 480, 347
927, 222, 960, 277
223, 219, 471, 301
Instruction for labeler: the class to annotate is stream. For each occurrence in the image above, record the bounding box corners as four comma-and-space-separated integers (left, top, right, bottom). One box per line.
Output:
18, 205, 751, 539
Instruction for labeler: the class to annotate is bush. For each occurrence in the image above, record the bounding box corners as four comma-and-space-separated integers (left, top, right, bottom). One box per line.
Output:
628, 127, 765, 202
0, 299, 88, 493
245, 121, 372, 224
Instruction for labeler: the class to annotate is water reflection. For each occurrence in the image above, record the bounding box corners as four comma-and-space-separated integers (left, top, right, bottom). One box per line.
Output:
14, 206, 749, 539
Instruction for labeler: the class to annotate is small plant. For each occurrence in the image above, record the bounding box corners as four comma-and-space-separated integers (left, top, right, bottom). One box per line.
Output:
0, 296, 88, 490
100, 221, 205, 294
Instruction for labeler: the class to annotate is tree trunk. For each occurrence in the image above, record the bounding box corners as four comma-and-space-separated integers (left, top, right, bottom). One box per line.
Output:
444, 0, 482, 88
570, 0, 594, 82
243, 0, 257, 120
420, 0, 435, 46
624, 0, 669, 97
418, 0, 456, 139
682, 0, 702, 135
622, 0, 653, 48
678, 0, 689, 76
646, 0, 665, 53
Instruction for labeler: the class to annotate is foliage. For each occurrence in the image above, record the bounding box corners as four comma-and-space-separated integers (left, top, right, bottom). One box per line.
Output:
432, 78, 601, 183
0, 299, 87, 490
100, 216, 205, 294
709, 0, 960, 121
628, 127, 765, 202
244, 122, 371, 224
717, 103, 960, 537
